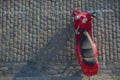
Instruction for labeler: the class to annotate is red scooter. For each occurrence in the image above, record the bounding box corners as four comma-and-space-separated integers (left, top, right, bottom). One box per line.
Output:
72, 9, 99, 76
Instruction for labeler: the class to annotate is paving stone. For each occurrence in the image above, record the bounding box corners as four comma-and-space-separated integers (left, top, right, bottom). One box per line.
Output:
0, 67, 8, 71
0, 0, 120, 80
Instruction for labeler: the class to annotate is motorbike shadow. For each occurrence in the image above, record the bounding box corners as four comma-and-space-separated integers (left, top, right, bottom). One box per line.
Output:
13, 22, 84, 80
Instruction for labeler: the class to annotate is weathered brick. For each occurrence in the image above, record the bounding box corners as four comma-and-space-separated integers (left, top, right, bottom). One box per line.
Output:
0, 67, 8, 71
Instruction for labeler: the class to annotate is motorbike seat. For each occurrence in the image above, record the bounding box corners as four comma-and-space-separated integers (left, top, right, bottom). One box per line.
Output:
81, 49, 93, 58
80, 31, 97, 66
80, 31, 93, 49
83, 57, 97, 66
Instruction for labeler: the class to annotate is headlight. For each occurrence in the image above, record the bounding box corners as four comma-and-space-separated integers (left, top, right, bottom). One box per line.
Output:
82, 18, 88, 23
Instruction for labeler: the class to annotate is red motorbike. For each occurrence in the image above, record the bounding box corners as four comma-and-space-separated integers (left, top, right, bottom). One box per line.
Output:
72, 9, 99, 76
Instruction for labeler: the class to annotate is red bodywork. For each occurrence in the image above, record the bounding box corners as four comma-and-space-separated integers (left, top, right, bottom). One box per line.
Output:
72, 9, 99, 76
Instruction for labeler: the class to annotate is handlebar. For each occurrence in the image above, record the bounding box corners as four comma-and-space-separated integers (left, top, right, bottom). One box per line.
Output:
88, 11, 96, 17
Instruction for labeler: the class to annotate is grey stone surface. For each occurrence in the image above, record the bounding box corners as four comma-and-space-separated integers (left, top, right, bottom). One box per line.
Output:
0, 0, 120, 80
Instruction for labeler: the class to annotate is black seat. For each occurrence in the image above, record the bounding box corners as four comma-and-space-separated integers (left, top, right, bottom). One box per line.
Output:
80, 30, 97, 66
81, 49, 94, 58
80, 31, 94, 58
83, 58, 97, 66
80, 31, 93, 49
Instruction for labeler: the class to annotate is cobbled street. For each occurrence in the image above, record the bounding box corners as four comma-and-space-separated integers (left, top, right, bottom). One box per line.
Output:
0, 0, 120, 80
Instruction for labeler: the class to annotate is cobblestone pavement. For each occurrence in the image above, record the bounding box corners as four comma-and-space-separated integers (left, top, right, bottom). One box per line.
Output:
0, 0, 120, 80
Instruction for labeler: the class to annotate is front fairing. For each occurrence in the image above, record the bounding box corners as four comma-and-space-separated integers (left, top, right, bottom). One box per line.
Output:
74, 13, 92, 30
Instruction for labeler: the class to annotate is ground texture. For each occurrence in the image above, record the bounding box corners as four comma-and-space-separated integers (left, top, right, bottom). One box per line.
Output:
0, 0, 120, 80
